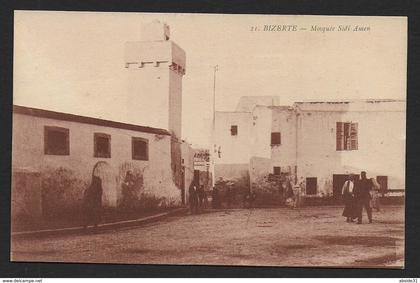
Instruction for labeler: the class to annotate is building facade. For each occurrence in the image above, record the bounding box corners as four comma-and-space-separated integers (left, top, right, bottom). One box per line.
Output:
11, 21, 194, 223
214, 96, 405, 202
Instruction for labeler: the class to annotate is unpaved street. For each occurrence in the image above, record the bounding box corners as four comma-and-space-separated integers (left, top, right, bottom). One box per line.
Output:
11, 206, 404, 267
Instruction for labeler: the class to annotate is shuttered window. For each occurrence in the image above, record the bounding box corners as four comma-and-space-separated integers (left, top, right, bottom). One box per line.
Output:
336, 122, 358, 151
350, 123, 358, 150
336, 122, 344, 150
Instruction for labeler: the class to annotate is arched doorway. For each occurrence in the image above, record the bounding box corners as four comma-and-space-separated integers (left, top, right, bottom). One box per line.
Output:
92, 161, 117, 208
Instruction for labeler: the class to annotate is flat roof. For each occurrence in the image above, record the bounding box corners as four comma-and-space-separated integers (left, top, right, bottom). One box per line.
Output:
294, 99, 405, 104
13, 105, 171, 136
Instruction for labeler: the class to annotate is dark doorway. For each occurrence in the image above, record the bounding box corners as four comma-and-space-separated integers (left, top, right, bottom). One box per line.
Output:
306, 177, 317, 195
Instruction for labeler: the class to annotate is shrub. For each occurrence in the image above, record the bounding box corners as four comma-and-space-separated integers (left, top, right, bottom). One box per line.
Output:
251, 174, 285, 206
41, 167, 87, 220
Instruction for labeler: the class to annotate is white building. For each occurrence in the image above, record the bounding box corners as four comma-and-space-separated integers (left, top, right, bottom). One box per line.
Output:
214, 96, 405, 202
12, 21, 194, 222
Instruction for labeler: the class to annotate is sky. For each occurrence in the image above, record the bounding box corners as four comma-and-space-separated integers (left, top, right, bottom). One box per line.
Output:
14, 12, 407, 147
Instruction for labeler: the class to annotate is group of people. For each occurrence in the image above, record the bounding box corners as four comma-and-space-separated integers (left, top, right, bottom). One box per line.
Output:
342, 171, 381, 224
81, 168, 383, 228
188, 182, 207, 214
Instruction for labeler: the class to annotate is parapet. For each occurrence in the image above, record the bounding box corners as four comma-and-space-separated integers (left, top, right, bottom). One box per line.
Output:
124, 40, 186, 75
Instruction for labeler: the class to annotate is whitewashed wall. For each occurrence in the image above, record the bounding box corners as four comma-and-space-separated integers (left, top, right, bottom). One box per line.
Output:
12, 113, 182, 208
296, 107, 405, 195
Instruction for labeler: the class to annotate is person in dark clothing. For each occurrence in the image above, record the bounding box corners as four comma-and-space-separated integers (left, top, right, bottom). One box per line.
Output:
83, 173, 103, 229
353, 171, 373, 224
341, 174, 356, 222
197, 185, 206, 211
188, 182, 198, 214
226, 187, 234, 208
284, 181, 294, 207
243, 191, 256, 209
121, 170, 135, 212
212, 187, 220, 208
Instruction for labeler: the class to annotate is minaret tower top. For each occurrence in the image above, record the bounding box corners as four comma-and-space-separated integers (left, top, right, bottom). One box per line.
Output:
124, 21, 186, 139
140, 20, 170, 42
125, 20, 185, 76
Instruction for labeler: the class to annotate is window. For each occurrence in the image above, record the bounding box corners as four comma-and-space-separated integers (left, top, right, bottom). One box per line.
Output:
132, 137, 148, 160
94, 133, 111, 158
336, 122, 358, 151
230, 125, 238, 136
273, 166, 281, 175
44, 126, 69, 155
271, 132, 281, 145
306, 177, 317, 195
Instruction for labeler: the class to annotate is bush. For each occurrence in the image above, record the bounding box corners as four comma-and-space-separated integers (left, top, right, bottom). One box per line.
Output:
41, 167, 87, 220
251, 174, 285, 207
215, 176, 250, 208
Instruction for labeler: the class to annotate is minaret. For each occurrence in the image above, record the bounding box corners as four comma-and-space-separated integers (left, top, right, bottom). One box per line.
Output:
124, 20, 186, 139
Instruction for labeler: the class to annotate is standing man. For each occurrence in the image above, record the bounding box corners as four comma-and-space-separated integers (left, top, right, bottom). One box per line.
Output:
212, 186, 219, 208
197, 185, 206, 211
189, 181, 198, 214
121, 170, 135, 212
293, 184, 301, 209
353, 171, 373, 224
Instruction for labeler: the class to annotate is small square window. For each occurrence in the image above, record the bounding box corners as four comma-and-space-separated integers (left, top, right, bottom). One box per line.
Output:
94, 133, 111, 158
231, 125, 238, 136
273, 167, 281, 175
132, 137, 149, 161
271, 132, 281, 145
44, 126, 69, 155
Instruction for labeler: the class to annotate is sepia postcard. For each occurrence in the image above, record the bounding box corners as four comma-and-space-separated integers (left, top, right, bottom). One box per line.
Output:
11, 11, 406, 268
